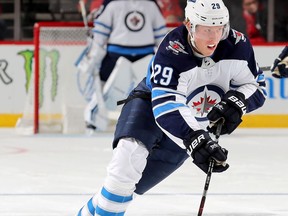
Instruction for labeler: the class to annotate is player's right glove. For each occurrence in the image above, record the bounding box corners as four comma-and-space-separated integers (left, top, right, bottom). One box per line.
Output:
271, 46, 288, 78
207, 90, 247, 135
184, 130, 229, 174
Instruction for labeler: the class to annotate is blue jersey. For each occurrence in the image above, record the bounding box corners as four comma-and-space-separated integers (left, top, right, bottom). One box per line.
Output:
147, 25, 266, 149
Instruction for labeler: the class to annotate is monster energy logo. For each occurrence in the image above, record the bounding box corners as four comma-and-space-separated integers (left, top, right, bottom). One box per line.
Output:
18, 48, 60, 108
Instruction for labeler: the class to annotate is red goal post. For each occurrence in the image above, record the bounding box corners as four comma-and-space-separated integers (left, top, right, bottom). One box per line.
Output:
16, 21, 181, 134
33, 22, 90, 134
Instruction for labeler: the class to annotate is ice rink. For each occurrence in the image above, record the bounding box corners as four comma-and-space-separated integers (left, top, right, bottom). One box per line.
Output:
0, 128, 288, 216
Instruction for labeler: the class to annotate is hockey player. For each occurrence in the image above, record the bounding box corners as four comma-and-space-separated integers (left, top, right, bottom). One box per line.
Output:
270, 46, 288, 78
76, 0, 167, 132
76, 0, 266, 215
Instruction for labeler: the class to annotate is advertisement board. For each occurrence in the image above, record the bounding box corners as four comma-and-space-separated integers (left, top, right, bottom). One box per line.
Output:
0, 42, 287, 127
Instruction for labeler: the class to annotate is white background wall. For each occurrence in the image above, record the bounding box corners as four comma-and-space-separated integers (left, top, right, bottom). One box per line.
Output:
0, 43, 287, 126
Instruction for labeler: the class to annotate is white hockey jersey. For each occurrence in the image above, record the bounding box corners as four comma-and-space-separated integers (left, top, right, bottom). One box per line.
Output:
146, 25, 267, 148
92, 0, 167, 56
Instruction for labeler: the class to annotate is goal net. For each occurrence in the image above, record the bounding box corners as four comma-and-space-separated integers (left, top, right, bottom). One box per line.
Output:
16, 22, 91, 134
15, 21, 181, 135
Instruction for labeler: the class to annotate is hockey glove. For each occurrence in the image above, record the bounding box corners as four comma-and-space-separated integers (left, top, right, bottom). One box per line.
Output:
184, 130, 229, 174
207, 90, 247, 135
271, 46, 288, 78
75, 42, 107, 76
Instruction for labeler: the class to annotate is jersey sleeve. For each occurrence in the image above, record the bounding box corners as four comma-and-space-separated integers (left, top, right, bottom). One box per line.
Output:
91, 2, 113, 47
149, 40, 202, 149
227, 31, 266, 113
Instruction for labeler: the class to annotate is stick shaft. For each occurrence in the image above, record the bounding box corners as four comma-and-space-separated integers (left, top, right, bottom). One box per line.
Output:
197, 120, 223, 216
260, 66, 271, 71
79, 0, 88, 29
197, 159, 215, 216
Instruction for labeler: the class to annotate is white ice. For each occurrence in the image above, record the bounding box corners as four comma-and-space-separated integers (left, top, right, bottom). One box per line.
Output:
0, 128, 287, 216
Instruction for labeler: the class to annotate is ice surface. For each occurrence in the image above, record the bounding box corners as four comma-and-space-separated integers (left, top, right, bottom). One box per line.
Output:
0, 128, 287, 216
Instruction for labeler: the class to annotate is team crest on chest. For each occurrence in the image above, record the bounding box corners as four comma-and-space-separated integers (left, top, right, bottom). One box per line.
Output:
166, 40, 188, 55
125, 11, 145, 32
192, 91, 217, 116
187, 85, 224, 121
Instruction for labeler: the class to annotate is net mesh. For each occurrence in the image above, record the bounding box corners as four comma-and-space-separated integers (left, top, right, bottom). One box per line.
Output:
15, 22, 180, 134
16, 24, 89, 134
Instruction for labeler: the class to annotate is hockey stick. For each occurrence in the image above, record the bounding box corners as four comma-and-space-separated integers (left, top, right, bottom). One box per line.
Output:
79, 0, 93, 39
197, 118, 224, 216
79, 0, 89, 29
75, 0, 92, 66
260, 66, 271, 71
260, 65, 283, 73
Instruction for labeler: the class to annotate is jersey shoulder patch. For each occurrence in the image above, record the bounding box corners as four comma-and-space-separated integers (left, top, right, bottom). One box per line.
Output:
154, 25, 198, 73
229, 29, 247, 45
161, 25, 191, 56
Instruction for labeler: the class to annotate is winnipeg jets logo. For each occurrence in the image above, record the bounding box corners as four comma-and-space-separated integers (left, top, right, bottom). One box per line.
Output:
125, 11, 145, 32
166, 40, 188, 55
192, 91, 217, 116
232, 29, 246, 44
187, 85, 224, 121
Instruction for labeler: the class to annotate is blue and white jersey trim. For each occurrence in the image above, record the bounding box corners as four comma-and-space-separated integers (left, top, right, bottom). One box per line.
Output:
152, 88, 185, 99
92, 29, 110, 37
94, 21, 112, 30
153, 25, 166, 32
153, 101, 187, 118
107, 45, 154, 56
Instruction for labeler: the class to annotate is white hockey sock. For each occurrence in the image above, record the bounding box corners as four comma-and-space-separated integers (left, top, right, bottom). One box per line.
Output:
77, 194, 98, 216
77, 138, 148, 216
95, 179, 134, 215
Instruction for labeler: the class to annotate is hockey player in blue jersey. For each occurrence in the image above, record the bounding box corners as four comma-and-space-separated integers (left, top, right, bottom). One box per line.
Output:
270, 46, 288, 78
76, 0, 266, 215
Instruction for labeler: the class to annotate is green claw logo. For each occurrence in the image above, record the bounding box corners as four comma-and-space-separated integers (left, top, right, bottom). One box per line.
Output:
18, 49, 60, 108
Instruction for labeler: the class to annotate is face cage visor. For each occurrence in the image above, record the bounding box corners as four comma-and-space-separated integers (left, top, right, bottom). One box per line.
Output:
188, 22, 230, 42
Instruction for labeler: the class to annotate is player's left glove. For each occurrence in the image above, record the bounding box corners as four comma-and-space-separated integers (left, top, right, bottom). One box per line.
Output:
271, 46, 288, 78
75, 42, 107, 76
184, 130, 229, 173
207, 90, 247, 135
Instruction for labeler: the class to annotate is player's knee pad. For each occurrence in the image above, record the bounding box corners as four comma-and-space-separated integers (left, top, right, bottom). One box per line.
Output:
95, 138, 149, 215
107, 137, 149, 184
